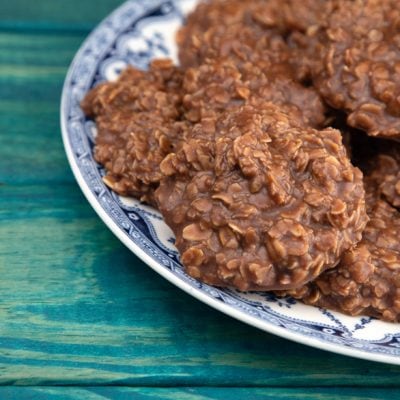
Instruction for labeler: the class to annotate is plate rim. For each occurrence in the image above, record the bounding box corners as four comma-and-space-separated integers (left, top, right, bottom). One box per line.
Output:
60, 0, 400, 365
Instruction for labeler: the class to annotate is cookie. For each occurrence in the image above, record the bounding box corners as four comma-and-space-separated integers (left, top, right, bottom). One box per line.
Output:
313, 0, 400, 138
81, 60, 187, 204
284, 186, 400, 322
156, 102, 367, 291
182, 59, 326, 127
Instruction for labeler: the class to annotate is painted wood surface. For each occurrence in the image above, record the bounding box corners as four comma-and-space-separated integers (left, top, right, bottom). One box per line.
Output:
1, 0, 400, 398
0, 387, 399, 400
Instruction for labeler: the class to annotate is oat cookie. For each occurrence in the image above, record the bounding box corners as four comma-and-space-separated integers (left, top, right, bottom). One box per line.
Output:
81, 60, 186, 204
313, 0, 400, 138
156, 102, 367, 291
178, 0, 334, 83
177, 0, 289, 70
182, 59, 326, 128
285, 177, 400, 322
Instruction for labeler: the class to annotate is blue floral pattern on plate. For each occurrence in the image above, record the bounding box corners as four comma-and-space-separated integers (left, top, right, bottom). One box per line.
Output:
61, 0, 400, 364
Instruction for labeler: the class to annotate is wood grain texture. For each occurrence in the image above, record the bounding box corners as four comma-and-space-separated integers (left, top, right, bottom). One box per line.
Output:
0, 32, 82, 185
1, 387, 400, 400
0, 0, 123, 32
1, 0, 400, 395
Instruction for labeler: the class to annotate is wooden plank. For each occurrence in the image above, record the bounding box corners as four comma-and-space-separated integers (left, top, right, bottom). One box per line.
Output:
0, 387, 399, 400
0, 33, 83, 66
0, 32, 84, 185
1, 184, 400, 386
0, 0, 123, 32
0, 94, 75, 185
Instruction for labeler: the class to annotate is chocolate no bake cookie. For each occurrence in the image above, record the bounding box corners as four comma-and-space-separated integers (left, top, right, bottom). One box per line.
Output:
81, 60, 187, 204
177, 0, 289, 70
182, 59, 326, 127
284, 171, 400, 322
156, 102, 367, 291
177, 0, 334, 83
313, 0, 400, 138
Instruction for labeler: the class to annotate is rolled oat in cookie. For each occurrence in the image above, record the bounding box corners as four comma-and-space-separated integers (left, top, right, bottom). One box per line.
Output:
155, 102, 367, 291
81, 60, 188, 205
283, 175, 400, 322
369, 147, 400, 209
177, 0, 289, 70
182, 59, 326, 128
285, 0, 335, 83
178, 0, 334, 83
313, 0, 400, 138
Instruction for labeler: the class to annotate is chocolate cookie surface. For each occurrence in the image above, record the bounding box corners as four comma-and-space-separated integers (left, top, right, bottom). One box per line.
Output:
284, 183, 400, 322
177, 0, 289, 70
369, 147, 400, 208
313, 0, 400, 138
177, 0, 331, 83
156, 102, 367, 291
82, 55, 326, 206
182, 59, 326, 127
81, 60, 187, 204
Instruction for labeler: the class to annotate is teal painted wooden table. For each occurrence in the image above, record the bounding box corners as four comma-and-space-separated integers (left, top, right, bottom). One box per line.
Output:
2, 1, 400, 398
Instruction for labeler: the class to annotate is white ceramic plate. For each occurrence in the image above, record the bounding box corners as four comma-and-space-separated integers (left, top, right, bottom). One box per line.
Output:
61, 0, 400, 364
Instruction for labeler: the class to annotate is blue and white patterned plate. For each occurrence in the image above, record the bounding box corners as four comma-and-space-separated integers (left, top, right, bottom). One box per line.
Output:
61, 0, 400, 364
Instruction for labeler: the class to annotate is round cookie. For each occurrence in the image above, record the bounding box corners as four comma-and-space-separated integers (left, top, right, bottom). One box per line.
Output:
182, 59, 326, 128
177, 0, 334, 83
284, 177, 400, 322
81, 60, 187, 205
251, 0, 336, 82
313, 0, 400, 138
156, 102, 367, 291
177, 0, 289, 69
